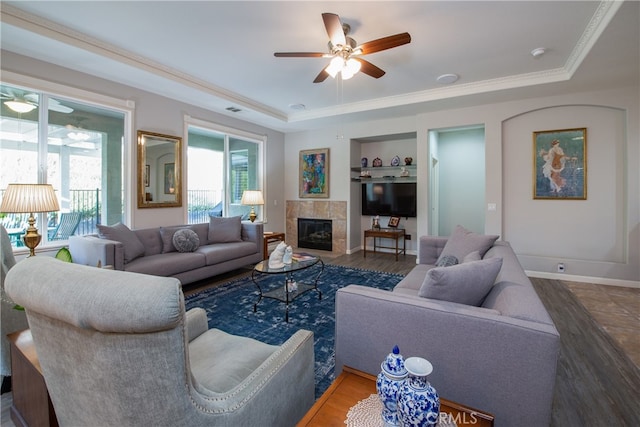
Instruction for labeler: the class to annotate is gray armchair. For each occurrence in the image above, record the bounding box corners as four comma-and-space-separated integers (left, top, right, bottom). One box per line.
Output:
6, 257, 315, 426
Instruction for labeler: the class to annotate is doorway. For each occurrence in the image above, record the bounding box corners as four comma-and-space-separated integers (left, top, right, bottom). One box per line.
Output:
428, 126, 486, 236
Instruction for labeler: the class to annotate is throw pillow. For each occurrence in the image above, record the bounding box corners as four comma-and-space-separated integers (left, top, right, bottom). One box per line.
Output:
172, 228, 200, 253
97, 223, 145, 264
463, 251, 482, 263
437, 225, 499, 265
435, 255, 459, 267
208, 216, 243, 243
418, 257, 503, 306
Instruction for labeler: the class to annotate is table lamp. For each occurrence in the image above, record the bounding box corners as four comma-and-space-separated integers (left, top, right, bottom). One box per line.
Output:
241, 190, 264, 223
0, 184, 60, 256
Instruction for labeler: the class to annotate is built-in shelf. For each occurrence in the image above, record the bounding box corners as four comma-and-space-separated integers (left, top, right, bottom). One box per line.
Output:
351, 164, 417, 182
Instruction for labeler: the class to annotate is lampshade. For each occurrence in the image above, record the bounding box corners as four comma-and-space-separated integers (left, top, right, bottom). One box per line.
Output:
4, 100, 37, 113
241, 190, 264, 206
1, 184, 60, 213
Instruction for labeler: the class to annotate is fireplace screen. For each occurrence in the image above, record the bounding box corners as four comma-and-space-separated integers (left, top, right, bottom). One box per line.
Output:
298, 218, 332, 251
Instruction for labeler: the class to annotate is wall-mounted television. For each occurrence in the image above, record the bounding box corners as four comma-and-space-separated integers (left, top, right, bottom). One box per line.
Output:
361, 182, 417, 218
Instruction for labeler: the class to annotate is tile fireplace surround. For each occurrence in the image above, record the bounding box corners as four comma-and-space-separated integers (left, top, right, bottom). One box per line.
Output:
286, 200, 347, 254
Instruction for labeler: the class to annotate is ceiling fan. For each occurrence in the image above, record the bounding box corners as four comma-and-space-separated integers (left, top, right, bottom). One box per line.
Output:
274, 13, 411, 83
0, 89, 73, 113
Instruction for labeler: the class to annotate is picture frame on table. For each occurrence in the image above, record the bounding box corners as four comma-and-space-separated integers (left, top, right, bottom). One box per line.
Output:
388, 216, 401, 228
533, 128, 587, 200
299, 148, 329, 198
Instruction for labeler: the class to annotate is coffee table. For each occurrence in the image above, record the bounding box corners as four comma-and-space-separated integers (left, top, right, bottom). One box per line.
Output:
298, 366, 494, 426
252, 254, 324, 322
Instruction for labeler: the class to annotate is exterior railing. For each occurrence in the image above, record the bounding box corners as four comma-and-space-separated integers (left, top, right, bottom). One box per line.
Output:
1, 189, 222, 244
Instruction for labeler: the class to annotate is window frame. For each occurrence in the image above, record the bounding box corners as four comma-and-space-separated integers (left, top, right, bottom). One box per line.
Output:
184, 115, 266, 223
1, 71, 135, 253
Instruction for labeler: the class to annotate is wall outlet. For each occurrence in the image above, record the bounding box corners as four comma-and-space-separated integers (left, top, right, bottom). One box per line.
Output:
557, 263, 565, 273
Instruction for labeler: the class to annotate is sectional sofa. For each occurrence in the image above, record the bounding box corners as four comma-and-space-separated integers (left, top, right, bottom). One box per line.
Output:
335, 226, 560, 427
69, 217, 263, 285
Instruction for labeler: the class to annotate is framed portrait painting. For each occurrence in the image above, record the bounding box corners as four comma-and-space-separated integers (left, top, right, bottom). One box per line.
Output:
533, 128, 587, 200
299, 148, 329, 198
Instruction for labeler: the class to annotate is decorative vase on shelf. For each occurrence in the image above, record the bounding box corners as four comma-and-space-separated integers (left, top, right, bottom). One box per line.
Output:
361, 157, 368, 168
376, 345, 408, 427
404, 157, 413, 166
397, 357, 440, 427
373, 157, 383, 167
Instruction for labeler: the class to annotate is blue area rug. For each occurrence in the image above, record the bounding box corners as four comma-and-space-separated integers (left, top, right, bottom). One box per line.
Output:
185, 263, 404, 398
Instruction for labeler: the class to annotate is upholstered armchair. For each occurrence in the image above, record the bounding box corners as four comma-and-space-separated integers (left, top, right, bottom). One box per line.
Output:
6, 257, 315, 426
1, 224, 29, 381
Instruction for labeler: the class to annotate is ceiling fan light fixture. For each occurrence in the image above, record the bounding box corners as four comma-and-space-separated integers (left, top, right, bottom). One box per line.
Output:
326, 57, 343, 78
343, 58, 361, 78
4, 100, 36, 113
68, 131, 90, 141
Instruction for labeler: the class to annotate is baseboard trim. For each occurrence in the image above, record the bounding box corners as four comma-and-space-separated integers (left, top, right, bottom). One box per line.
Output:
526, 270, 640, 289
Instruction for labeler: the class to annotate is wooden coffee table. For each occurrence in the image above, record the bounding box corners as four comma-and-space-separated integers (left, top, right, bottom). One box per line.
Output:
298, 366, 494, 427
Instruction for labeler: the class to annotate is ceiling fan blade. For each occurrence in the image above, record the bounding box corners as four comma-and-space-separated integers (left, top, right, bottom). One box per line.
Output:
322, 13, 346, 47
49, 101, 74, 114
357, 32, 411, 55
274, 52, 326, 58
313, 68, 330, 84
353, 58, 386, 79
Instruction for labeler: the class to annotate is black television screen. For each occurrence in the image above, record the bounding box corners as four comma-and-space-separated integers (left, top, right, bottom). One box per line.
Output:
361, 182, 417, 217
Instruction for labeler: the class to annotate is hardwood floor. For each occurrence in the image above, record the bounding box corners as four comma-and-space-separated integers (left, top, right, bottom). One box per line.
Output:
2, 250, 638, 426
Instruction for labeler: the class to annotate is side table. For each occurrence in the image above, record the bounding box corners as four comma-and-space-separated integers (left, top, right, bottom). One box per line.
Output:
298, 366, 494, 426
263, 232, 286, 260
8, 329, 59, 427
363, 228, 406, 261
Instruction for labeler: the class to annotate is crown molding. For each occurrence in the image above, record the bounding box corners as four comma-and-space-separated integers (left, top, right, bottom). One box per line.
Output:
1, 4, 287, 123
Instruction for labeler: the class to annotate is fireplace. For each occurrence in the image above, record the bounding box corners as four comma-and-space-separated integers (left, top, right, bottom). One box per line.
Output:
298, 218, 333, 251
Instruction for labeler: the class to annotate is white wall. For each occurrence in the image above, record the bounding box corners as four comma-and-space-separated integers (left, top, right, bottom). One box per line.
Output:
1, 51, 286, 234
285, 87, 639, 284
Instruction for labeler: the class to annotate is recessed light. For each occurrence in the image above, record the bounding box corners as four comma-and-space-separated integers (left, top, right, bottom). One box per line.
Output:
531, 47, 546, 58
436, 73, 459, 84
289, 103, 306, 111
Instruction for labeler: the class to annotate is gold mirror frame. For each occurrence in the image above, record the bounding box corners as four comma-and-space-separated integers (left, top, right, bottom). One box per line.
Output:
137, 130, 182, 208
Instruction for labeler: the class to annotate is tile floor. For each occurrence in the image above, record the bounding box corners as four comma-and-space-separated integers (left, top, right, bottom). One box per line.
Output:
564, 281, 640, 368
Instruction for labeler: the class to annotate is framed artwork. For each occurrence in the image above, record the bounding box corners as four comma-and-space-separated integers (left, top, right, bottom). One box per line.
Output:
164, 163, 176, 194
533, 128, 587, 200
144, 165, 150, 187
388, 216, 401, 228
299, 148, 329, 198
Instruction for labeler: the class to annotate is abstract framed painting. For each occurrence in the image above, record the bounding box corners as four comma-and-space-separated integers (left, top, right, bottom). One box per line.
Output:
533, 128, 587, 200
299, 148, 329, 198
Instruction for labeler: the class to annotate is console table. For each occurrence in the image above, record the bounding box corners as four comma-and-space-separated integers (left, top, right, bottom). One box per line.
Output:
8, 329, 58, 427
363, 228, 406, 261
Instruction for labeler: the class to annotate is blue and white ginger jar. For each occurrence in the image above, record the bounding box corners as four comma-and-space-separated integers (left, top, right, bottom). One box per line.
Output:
397, 357, 440, 427
376, 345, 408, 426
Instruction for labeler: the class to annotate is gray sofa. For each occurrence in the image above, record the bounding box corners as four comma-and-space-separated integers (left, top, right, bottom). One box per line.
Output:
69, 220, 263, 285
335, 233, 560, 427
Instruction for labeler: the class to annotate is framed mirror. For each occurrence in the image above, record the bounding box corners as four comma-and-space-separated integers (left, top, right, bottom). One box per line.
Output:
137, 130, 182, 208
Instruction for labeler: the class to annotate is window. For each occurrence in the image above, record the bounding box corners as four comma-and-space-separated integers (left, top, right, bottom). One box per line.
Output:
186, 120, 264, 224
0, 81, 128, 249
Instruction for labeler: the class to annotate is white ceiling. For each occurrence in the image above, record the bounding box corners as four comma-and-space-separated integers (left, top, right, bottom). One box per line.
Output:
1, 1, 638, 132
